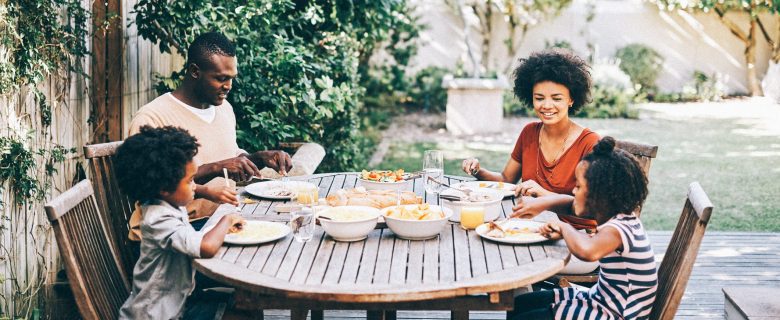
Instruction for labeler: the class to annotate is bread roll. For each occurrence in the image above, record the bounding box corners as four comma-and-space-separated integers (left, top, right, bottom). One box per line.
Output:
326, 188, 420, 209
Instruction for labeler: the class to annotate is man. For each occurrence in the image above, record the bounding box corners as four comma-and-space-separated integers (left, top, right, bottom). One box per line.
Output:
128, 32, 292, 219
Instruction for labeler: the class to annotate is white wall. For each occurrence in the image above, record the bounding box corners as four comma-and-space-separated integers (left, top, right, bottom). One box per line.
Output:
413, 0, 777, 94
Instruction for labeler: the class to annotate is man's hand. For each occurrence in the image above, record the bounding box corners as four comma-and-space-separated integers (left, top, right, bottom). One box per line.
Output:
252, 150, 292, 175
212, 155, 262, 182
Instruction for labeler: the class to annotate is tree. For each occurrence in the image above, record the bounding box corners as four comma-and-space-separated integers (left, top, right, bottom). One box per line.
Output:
649, 0, 780, 96
445, 0, 573, 77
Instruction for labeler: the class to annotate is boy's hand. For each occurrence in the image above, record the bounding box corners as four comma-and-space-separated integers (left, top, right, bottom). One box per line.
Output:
202, 185, 239, 206
540, 221, 563, 240
225, 213, 245, 234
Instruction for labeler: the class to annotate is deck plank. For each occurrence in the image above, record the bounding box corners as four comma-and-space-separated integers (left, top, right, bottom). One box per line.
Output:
254, 231, 780, 319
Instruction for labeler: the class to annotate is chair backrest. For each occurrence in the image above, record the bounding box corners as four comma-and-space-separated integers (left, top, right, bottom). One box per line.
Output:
616, 139, 658, 217
84, 141, 137, 277
45, 180, 131, 320
650, 182, 714, 320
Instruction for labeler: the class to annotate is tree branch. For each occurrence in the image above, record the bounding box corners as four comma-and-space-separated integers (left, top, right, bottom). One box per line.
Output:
151, 20, 184, 55
714, 6, 749, 44
756, 15, 774, 46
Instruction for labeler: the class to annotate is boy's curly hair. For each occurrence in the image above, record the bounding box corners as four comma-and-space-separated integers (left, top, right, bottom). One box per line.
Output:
512, 49, 592, 113
581, 136, 648, 219
115, 126, 200, 203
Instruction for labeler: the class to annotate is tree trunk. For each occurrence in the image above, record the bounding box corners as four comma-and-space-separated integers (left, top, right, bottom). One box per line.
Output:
746, 18, 764, 96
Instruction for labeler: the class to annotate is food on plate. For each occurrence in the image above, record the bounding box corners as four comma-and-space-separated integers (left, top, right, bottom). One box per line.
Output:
320, 208, 378, 222
484, 221, 539, 238
384, 203, 445, 221
229, 222, 283, 240
326, 187, 420, 209
361, 169, 405, 182
265, 188, 294, 197
478, 181, 510, 190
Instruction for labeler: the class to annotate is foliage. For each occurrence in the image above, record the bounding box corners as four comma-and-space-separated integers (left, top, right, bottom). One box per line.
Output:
135, 0, 421, 172
446, 0, 573, 76
407, 66, 450, 112
653, 70, 727, 102
544, 39, 572, 50
580, 61, 639, 118
615, 43, 664, 95
0, 0, 87, 318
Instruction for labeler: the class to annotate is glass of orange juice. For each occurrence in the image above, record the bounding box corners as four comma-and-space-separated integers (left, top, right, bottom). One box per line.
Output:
460, 206, 485, 230
296, 186, 319, 207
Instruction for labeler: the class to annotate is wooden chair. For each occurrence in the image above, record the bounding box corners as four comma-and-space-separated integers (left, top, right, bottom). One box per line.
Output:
650, 181, 713, 320
45, 180, 131, 320
84, 141, 137, 277
553, 139, 659, 286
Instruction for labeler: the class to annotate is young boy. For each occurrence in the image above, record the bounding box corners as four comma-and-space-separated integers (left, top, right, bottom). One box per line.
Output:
115, 125, 245, 319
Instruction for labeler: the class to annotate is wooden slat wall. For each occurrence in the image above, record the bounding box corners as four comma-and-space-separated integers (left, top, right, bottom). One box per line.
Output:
0, 0, 182, 316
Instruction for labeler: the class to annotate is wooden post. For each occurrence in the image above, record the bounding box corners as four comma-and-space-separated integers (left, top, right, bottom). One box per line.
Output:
92, 0, 123, 143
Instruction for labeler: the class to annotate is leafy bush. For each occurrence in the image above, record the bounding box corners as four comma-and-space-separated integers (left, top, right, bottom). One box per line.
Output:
134, 0, 419, 172
652, 70, 727, 103
580, 61, 639, 118
615, 43, 664, 94
407, 66, 450, 112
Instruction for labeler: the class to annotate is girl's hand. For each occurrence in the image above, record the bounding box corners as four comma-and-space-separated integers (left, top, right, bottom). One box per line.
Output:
462, 158, 481, 176
540, 221, 562, 240
511, 196, 544, 219
203, 186, 239, 206
518, 180, 551, 197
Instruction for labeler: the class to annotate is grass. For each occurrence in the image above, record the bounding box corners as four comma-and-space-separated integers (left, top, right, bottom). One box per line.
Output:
378, 114, 780, 231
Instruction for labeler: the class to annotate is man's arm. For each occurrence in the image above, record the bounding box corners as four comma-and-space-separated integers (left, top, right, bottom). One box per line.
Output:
246, 150, 293, 175
195, 155, 262, 183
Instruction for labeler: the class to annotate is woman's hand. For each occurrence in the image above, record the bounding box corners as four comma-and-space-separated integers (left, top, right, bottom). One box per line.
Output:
540, 221, 563, 240
510, 196, 545, 219
518, 179, 552, 197
462, 158, 481, 176
201, 185, 239, 206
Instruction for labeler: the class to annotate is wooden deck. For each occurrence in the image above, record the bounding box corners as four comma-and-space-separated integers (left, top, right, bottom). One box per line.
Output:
257, 231, 780, 320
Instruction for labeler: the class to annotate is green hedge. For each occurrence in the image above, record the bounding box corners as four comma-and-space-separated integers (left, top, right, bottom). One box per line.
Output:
135, 0, 419, 172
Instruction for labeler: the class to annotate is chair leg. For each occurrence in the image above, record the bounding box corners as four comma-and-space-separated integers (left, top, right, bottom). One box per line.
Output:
367, 310, 387, 320
384, 310, 397, 320
451, 310, 469, 320
291, 308, 308, 320
311, 309, 324, 320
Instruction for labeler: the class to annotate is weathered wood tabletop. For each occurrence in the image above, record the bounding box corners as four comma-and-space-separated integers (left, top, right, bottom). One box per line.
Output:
195, 172, 570, 320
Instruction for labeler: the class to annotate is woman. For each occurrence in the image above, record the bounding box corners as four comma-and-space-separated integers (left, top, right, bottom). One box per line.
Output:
462, 49, 600, 217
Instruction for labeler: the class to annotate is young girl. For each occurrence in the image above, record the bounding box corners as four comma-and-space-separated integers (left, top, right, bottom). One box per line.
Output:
508, 136, 656, 320
115, 126, 246, 319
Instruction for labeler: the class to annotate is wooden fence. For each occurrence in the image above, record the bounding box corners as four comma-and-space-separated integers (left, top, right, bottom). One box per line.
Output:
0, 0, 181, 317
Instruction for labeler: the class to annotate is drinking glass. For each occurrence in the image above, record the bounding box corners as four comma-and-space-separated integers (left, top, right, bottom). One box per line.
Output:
460, 206, 485, 230
423, 150, 444, 196
291, 207, 315, 242
297, 186, 319, 207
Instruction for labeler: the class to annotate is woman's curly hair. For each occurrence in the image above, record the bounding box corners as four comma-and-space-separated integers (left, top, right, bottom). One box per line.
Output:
581, 136, 648, 219
115, 126, 200, 203
512, 49, 592, 113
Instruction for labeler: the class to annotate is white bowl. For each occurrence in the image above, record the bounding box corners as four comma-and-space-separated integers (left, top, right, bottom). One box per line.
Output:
381, 205, 453, 240
440, 188, 503, 222
357, 178, 411, 192
317, 206, 380, 242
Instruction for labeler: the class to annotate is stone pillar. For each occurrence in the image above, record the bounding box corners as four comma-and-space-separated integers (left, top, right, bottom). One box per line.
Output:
442, 75, 510, 135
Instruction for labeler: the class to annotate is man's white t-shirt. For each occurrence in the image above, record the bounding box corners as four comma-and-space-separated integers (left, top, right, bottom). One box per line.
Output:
166, 92, 216, 123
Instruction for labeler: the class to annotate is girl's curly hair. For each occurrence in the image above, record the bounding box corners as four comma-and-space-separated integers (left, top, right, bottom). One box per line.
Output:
512, 49, 592, 113
581, 136, 648, 219
115, 126, 200, 203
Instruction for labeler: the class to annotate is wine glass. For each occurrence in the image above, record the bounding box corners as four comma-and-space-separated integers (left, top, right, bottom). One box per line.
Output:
423, 150, 444, 200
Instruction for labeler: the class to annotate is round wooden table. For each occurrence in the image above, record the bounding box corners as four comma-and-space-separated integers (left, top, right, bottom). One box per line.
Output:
195, 173, 570, 320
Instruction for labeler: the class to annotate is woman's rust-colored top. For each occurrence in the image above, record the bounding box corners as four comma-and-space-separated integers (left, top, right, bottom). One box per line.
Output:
510, 122, 600, 195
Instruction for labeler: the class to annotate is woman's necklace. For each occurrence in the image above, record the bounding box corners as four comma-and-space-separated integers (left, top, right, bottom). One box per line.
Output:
539, 121, 573, 166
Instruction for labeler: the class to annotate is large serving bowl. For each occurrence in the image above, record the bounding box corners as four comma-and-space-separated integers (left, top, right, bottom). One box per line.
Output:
440, 188, 503, 222
357, 178, 411, 192
317, 206, 381, 242
381, 204, 453, 240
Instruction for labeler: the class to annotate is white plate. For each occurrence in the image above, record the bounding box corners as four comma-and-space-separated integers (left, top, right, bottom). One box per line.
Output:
244, 181, 318, 199
475, 219, 548, 244
453, 181, 517, 198
204, 220, 290, 245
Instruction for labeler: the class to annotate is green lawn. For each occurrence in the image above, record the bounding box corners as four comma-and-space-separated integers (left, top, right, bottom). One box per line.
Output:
378, 114, 780, 231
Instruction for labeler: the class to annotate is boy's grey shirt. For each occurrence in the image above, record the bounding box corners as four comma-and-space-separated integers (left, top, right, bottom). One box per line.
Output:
119, 200, 203, 319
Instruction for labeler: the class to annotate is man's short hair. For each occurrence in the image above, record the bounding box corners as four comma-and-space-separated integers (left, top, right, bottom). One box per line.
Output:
186, 32, 236, 70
